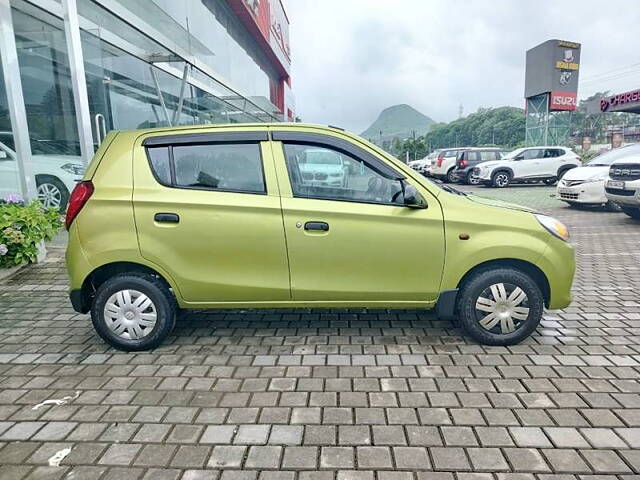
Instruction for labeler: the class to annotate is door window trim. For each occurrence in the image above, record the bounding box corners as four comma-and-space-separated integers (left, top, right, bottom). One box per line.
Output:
278, 139, 408, 207
143, 139, 268, 196
271, 131, 405, 181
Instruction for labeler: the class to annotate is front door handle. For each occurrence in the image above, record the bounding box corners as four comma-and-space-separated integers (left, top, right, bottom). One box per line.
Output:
154, 213, 180, 223
304, 221, 329, 231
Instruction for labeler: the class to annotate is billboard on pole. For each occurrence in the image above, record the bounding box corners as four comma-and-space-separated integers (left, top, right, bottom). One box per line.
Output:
525, 39, 581, 111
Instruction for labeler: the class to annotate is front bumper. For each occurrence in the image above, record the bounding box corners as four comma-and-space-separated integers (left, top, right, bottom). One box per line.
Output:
605, 180, 640, 206
536, 240, 575, 310
557, 180, 607, 204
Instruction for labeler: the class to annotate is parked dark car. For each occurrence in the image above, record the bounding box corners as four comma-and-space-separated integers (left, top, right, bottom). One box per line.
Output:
452, 148, 506, 184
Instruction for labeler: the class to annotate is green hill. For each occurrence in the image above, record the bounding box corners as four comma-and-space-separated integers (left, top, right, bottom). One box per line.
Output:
361, 104, 435, 143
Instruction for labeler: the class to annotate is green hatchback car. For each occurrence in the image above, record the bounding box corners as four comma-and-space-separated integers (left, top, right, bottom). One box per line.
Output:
65, 124, 575, 351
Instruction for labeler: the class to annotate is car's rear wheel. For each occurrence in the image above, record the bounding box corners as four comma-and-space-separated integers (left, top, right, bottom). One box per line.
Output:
456, 268, 544, 345
466, 171, 481, 185
36, 175, 69, 210
621, 207, 640, 219
491, 171, 511, 188
91, 273, 176, 351
445, 168, 457, 183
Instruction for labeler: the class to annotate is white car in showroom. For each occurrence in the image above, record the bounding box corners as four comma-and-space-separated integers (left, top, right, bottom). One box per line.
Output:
0, 131, 84, 209
604, 146, 640, 220
558, 144, 640, 210
473, 146, 581, 188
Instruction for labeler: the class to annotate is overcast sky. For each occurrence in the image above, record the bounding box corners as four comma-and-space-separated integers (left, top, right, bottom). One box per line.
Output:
282, 0, 640, 133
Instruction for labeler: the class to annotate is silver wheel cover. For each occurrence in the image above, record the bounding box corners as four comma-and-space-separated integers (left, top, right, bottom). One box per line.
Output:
37, 183, 62, 208
495, 174, 509, 187
475, 282, 529, 334
104, 289, 157, 340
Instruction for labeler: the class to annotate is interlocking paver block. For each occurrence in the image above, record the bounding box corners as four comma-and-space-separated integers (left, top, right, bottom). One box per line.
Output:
320, 446, 354, 469
244, 446, 282, 469
356, 446, 393, 469
281, 446, 318, 469
393, 446, 431, 469
208, 446, 247, 468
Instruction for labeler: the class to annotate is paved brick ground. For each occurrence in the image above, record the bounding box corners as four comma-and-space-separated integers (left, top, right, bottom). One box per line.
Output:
0, 184, 639, 479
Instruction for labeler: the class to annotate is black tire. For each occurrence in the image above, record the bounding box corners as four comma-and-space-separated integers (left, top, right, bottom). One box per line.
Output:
445, 168, 457, 183
456, 267, 544, 346
36, 175, 69, 211
543, 178, 557, 186
491, 170, 511, 188
466, 171, 481, 185
91, 273, 177, 351
621, 207, 640, 219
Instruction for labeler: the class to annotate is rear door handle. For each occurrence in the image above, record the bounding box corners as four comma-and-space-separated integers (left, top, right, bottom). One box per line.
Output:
304, 221, 329, 231
154, 213, 180, 223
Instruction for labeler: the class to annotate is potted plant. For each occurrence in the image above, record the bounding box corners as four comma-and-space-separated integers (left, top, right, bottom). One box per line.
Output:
0, 194, 62, 271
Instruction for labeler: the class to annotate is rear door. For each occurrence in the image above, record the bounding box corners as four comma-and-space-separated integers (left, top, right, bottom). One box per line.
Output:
133, 130, 290, 304
270, 130, 445, 304
541, 148, 562, 176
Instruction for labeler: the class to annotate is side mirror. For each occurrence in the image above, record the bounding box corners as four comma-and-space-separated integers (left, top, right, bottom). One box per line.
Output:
0, 150, 7, 160
404, 184, 427, 209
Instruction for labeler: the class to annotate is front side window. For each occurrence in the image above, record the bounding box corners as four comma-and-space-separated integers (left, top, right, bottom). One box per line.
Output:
146, 142, 265, 194
283, 143, 404, 205
521, 149, 541, 160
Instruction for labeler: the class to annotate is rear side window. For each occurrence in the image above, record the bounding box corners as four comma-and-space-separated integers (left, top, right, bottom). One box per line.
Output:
145, 143, 265, 194
479, 151, 495, 161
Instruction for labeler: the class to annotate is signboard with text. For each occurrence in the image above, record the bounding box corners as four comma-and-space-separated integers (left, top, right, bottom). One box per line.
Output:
525, 39, 581, 109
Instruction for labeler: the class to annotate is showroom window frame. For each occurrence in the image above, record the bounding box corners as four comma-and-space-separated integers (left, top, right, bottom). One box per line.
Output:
0, 0, 37, 201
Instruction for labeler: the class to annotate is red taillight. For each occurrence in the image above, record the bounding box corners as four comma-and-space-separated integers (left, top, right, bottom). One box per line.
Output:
65, 180, 94, 230
460, 160, 468, 167
437, 155, 445, 167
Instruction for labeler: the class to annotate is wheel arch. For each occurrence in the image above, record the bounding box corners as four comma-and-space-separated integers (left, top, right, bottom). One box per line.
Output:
557, 164, 577, 177
456, 258, 550, 307
76, 261, 176, 313
491, 167, 514, 178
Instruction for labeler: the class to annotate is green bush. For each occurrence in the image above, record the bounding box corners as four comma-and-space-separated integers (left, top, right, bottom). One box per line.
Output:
0, 196, 62, 268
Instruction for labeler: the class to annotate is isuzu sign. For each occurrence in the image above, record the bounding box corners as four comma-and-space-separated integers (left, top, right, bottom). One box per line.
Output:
550, 91, 577, 111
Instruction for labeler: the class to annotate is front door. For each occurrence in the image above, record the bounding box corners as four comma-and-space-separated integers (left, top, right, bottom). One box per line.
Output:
514, 148, 543, 178
271, 133, 445, 304
133, 130, 291, 305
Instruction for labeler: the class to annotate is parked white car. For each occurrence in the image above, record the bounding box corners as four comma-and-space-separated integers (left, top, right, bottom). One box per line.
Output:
558, 144, 640, 209
298, 148, 347, 187
605, 148, 640, 220
430, 148, 470, 182
473, 146, 581, 188
409, 151, 438, 175
0, 132, 83, 209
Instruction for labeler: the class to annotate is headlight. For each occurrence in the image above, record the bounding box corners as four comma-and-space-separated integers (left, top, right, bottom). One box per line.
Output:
535, 214, 569, 242
61, 163, 84, 176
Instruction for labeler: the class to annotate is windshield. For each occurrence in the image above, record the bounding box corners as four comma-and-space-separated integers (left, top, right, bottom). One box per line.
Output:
586, 144, 640, 166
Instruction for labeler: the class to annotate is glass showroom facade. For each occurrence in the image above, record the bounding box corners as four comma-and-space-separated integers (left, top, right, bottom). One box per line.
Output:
0, 0, 293, 207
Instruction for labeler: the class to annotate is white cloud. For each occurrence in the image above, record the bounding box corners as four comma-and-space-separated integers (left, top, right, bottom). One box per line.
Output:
282, 0, 640, 133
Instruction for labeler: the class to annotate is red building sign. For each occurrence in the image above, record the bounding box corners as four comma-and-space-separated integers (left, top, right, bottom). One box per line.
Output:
550, 91, 577, 111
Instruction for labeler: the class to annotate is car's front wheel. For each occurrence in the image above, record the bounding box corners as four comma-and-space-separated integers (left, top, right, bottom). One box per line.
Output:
456, 268, 544, 345
36, 175, 69, 210
491, 171, 511, 188
91, 273, 177, 351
